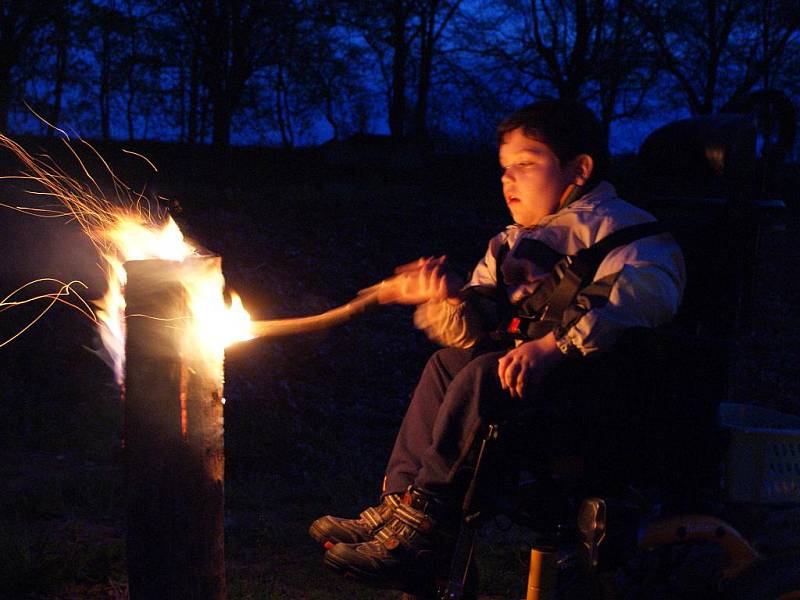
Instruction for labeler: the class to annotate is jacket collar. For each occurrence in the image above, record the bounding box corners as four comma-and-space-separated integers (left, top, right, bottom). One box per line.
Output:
566, 181, 616, 209
507, 181, 617, 232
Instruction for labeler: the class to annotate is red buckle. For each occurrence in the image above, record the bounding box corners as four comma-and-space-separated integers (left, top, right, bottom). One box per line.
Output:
507, 317, 521, 333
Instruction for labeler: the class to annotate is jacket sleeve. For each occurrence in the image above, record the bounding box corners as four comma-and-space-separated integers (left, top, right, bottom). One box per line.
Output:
555, 232, 686, 356
412, 233, 507, 348
413, 298, 491, 348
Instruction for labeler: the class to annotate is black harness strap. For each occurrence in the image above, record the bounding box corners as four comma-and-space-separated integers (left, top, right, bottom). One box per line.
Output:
540, 220, 670, 325
493, 240, 512, 314
493, 220, 671, 341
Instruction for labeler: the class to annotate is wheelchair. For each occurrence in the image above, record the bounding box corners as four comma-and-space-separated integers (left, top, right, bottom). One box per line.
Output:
397, 329, 799, 600
402, 93, 800, 599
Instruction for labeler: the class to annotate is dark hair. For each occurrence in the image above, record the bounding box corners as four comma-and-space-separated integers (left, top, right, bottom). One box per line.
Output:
497, 99, 610, 186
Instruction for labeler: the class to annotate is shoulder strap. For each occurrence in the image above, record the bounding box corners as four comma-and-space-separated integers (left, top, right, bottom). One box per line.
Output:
493, 241, 512, 314
540, 221, 670, 324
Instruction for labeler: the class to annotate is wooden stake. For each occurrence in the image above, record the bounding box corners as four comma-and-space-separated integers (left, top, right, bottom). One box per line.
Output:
124, 258, 225, 600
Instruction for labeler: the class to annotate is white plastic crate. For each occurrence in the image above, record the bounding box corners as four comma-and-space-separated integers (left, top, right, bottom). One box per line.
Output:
719, 403, 800, 505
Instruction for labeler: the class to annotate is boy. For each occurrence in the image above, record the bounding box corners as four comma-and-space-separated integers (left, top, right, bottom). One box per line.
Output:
310, 99, 685, 592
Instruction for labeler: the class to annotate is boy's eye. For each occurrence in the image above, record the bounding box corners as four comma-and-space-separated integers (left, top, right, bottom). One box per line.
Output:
500, 161, 535, 172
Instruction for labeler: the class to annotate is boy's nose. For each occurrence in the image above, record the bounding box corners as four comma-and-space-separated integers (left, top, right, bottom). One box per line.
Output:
501, 167, 515, 183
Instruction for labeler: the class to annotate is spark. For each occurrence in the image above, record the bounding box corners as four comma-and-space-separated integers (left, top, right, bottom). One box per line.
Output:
0, 131, 162, 259
0, 203, 70, 217
0, 278, 93, 349
0, 132, 178, 357
122, 149, 159, 173
0, 133, 124, 348
22, 100, 71, 141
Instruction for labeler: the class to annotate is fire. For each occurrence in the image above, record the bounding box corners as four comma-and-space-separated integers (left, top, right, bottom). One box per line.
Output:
0, 132, 254, 383
96, 213, 255, 384
103, 214, 191, 262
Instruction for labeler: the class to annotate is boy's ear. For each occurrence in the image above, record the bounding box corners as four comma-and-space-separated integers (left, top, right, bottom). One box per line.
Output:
572, 154, 594, 185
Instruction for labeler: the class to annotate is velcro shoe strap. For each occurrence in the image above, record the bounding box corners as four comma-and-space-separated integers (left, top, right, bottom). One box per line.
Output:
393, 503, 435, 533
384, 493, 402, 510
375, 515, 429, 552
374, 521, 409, 552
374, 523, 398, 544
359, 506, 385, 530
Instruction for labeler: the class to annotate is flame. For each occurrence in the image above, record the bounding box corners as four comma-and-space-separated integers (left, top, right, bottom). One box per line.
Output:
102, 215, 192, 262
95, 213, 254, 384
0, 131, 254, 383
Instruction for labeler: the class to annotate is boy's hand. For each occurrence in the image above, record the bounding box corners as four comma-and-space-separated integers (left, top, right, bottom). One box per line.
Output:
497, 332, 565, 399
372, 256, 464, 305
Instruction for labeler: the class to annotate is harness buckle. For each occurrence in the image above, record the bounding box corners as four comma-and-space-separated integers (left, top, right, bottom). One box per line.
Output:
507, 317, 522, 334
503, 314, 541, 338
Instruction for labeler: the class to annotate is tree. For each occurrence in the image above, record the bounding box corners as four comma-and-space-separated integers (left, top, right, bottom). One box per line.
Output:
173, 0, 295, 148
627, 0, 799, 115
0, 3, 53, 131
81, 0, 130, 141
289, 20, 377, 141
47, 1, 76, 135
412, 0, 463, 139
342, 0, 415, 138
342, 0, 462, 140
723, 0, 800, 108
457, 1, 655, 135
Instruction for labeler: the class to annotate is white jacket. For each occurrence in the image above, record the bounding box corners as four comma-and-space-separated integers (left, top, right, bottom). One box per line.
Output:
414, 182, 686, 355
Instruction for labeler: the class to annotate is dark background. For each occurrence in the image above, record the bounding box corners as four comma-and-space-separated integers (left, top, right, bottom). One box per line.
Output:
0, 1, 799, 598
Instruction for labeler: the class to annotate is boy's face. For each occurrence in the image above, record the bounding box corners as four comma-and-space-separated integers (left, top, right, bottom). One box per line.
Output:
499, 127, 578, 227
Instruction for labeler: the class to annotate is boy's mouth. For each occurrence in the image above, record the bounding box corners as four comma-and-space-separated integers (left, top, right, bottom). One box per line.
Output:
506, 195, 520, 204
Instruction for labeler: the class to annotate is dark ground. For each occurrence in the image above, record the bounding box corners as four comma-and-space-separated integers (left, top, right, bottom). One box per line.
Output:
0, 138, 798, 599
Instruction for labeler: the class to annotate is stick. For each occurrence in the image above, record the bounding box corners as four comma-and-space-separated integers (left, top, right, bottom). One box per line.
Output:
250, 286, 382, 338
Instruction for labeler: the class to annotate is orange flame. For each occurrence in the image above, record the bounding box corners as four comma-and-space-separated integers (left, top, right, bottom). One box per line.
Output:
96, 213, 254, 384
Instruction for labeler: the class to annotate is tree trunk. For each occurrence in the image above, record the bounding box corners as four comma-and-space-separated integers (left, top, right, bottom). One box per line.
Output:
211, 92, 231, 148
275, 64, 294, 148
323, 89, 339, 141
414, 8, 433, 141
0, 61, 12, 133
200, 88, 210, 144
188, 48, 199, 144
125, 0, 136, 141
127, 93, 135, 141
0, 9, 22, 132
100, 27, 112, 141
49, 18, 69, 136
388, 0, 409, 138
178, 57, 186, 142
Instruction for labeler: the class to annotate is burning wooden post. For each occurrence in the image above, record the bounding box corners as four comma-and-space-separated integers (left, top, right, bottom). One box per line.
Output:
124, 257, 225, 600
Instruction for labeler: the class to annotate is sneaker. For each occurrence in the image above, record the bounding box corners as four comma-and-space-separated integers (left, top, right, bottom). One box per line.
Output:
323, 487, 458, 594
309, 493, 402, 548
